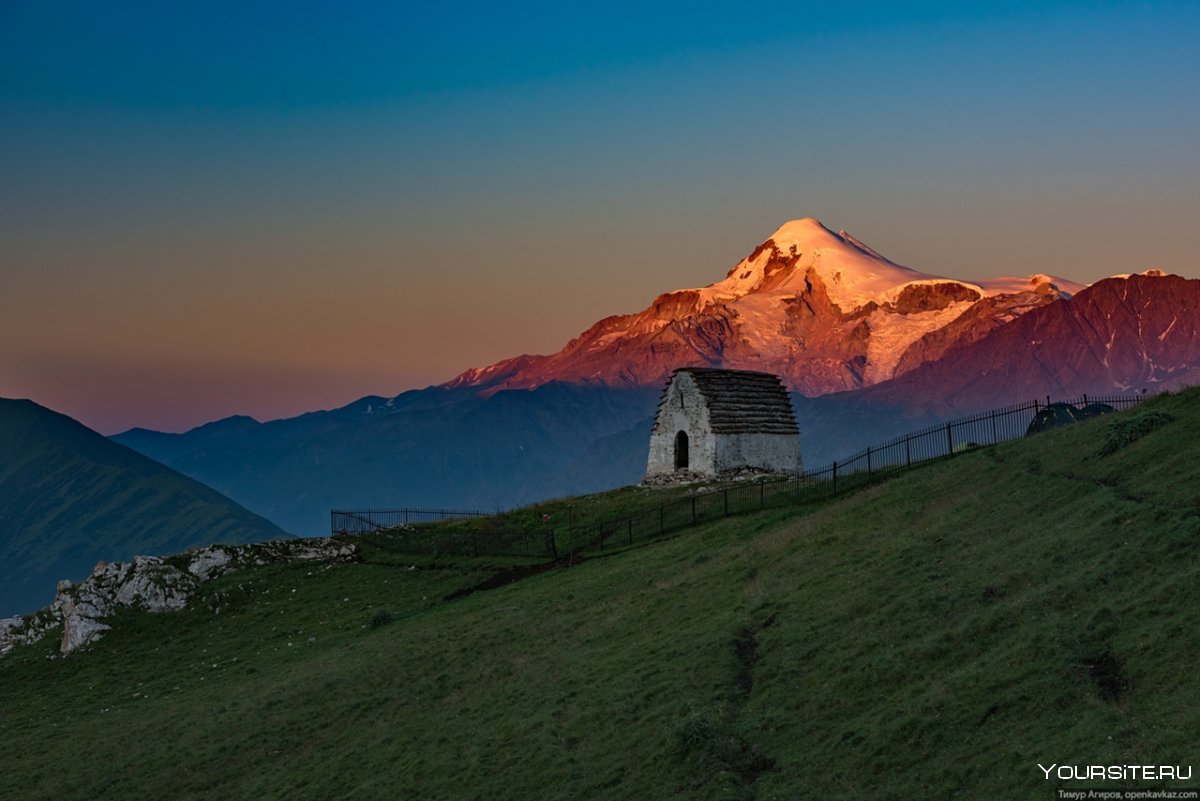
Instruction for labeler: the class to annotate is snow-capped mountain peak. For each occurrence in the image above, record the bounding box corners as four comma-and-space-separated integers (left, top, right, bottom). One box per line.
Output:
444, 218, 1102, 397
764, 217, 844, 250
704, 217, 942, 312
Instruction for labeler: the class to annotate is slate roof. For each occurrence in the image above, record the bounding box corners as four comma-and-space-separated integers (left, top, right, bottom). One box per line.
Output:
658, 368, 800, 435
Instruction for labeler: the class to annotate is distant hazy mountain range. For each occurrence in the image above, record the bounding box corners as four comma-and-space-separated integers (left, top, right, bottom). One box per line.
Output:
115, 384, 659, 536
0, 399, 285, 617
113, 219, 1200, 535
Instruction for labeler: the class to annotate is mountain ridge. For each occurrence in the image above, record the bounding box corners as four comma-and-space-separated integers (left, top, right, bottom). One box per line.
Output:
112, 383, 662, 535
0, 398, 286, 616
789, 272, 1200, 465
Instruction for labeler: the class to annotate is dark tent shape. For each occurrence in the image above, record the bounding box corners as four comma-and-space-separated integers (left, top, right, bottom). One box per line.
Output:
1026, 403, 1084, 435
1076, 402, 1116, 420
1025, 401, 1117, 436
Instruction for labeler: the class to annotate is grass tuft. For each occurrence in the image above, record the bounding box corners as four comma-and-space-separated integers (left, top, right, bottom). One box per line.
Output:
367, 608, 394, 628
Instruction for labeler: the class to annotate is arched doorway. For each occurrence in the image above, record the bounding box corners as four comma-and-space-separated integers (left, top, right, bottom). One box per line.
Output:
674, 431, 689, 470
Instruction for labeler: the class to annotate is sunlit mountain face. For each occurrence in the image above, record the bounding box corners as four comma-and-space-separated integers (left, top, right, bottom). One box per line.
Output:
445, 218, 1086, 397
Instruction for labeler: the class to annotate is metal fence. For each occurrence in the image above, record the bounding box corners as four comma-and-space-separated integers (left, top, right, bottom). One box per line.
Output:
334, 394, 1144, 559
330, 508, 488, 535
558, 470, 834, 559
349, 518, 553, 558
819, 393, 1142, 486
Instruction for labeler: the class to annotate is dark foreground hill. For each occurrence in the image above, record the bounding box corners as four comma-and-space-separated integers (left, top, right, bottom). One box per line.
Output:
0, 399, 286, 616
3, 389, 1197, 799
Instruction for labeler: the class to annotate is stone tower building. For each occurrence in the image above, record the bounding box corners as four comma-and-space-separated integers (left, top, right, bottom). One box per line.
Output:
644, 367, 802, 480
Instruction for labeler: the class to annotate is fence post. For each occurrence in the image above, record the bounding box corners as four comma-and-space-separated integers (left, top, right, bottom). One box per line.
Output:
990, 409, 998, 444
946, 423, 953, 456
723, 488, 729, 516
760, 479, 765, 509
1083, 393, 1088, 406
832, 461, 838, 496
867, 447, 873, 478
404, 508, 409, 525
691, 495, 697, 523
905, 436, 911, 468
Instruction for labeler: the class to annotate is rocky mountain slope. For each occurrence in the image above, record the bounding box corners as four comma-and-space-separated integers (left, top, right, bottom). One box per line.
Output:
0, 399, 287, 616
865, 272, 1200, 413
792, 272, 1200, 463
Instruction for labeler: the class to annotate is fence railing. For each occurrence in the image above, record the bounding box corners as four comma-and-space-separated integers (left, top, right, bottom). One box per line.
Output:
330, 508, 488, 535
823, 393, 1141, 483
335, 393, 1144, 559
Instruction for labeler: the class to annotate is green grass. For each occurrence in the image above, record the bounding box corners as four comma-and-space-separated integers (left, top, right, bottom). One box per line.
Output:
380, 471, 822, 560
418, 476, 787, 535
2, 389, 1199, 800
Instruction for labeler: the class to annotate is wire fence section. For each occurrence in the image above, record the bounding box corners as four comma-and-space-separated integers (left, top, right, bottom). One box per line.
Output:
560, 471, 833, 560
334, 393, 1144, 560
826, 393, 1142, 485
351, 518, 552, 559
330, 508, 488, 534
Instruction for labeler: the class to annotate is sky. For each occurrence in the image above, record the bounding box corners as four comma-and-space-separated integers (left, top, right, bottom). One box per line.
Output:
2, 1, 1198, 434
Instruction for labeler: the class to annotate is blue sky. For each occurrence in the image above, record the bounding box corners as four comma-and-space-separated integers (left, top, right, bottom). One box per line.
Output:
2, 1, 1198, 432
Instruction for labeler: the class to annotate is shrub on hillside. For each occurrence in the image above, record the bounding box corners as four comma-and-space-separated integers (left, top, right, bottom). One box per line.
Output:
1098, 410, 1175, 457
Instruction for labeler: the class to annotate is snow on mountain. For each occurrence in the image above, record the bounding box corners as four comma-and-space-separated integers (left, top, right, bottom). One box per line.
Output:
975, 273, 1088, 298
445, 218, 1090, 396
701, 217, 946, 312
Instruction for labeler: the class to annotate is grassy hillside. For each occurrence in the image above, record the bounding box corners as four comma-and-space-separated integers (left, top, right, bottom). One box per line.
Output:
2, 389, 1198, 800
0, 399, 287, 616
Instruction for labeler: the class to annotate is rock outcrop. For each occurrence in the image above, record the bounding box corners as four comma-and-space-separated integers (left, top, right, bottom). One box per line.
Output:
0, 537, 359, 657
0, 609, 60, 656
